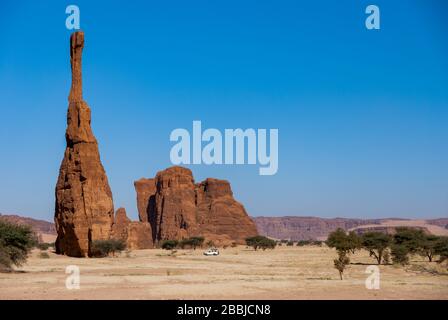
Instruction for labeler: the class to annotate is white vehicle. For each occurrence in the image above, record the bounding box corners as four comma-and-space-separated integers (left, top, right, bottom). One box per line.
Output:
203, 248, 219, 256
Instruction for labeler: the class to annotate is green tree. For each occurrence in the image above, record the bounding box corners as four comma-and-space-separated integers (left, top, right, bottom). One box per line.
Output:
326, 229, 361, 255
361, 232, 392, 265
0, 220, 36, 271
393, 227, 425, 254
245, 236, 276, 251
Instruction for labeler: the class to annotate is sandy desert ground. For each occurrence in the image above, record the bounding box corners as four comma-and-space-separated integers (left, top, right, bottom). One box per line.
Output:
0, 246, 447, 300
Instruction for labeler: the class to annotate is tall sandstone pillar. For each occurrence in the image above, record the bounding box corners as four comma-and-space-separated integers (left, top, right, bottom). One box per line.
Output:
54, 31, 114, 257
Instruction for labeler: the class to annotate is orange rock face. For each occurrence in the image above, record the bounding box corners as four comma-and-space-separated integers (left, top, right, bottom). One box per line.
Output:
111, 208, 153, 250
54, 31, 114, 257
135, 166, 258, 246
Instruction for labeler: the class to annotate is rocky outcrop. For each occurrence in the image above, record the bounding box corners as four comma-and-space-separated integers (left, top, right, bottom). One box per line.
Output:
134, 178, 156, 223
135, 166, 258, 246
196, 178, 258, 245
111, 208, 153, 250
54, 31, 114, 257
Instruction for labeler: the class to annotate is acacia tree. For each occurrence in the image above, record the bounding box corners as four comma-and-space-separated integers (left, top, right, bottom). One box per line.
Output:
393, 228, 425, 254
419, 235, 440, 262
361, 232, 392, 265
245, 236, 276, 251
326, 229, 361, 255
326, 229, 361, 280
334, 251, 350, 280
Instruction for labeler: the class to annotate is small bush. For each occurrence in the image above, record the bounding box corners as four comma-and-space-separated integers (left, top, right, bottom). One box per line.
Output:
37, 242, 54, 251
179, 236, 205, 250
39, 251, 50, 259
231, 242, 237, 248
90, 239, 126, 257
286, 241, 294, 246
161, 240, 179, 250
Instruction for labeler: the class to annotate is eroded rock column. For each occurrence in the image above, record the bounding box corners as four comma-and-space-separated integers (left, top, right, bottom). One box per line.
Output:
54, 31, 114, 257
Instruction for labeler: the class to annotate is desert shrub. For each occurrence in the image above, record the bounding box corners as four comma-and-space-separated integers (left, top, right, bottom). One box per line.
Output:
190, 236, 205, 249
231, 242, 237, 248
179, 236, 205, 250
36, 242, 54, 251
0, 220, 36, 271
361, 232, 392, 265
312, 240, 323, 247
391, 244, 409, 265
334, 251, 350, 280
286, 241, 294, 246
296, 240, 310, 246
245, 236, 276, 251
38, 251, 50, 259
161, 240, 179, 250
90, 239, 126, 257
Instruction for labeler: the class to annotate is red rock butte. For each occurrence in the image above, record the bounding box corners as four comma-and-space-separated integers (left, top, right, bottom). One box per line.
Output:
134, 166, 258, 246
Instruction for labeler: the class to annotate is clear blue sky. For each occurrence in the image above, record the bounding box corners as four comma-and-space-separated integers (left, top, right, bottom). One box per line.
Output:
0, 0, 447, 222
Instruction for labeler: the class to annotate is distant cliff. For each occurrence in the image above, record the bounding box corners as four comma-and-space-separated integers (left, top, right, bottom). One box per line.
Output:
253, 216, 448, 240
253, 216, 381, 240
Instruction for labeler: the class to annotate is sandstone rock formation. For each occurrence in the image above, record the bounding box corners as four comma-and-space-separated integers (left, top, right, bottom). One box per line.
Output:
111, 208, 153, 250
134, 166, 258, 246
54, 31, 114, 257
